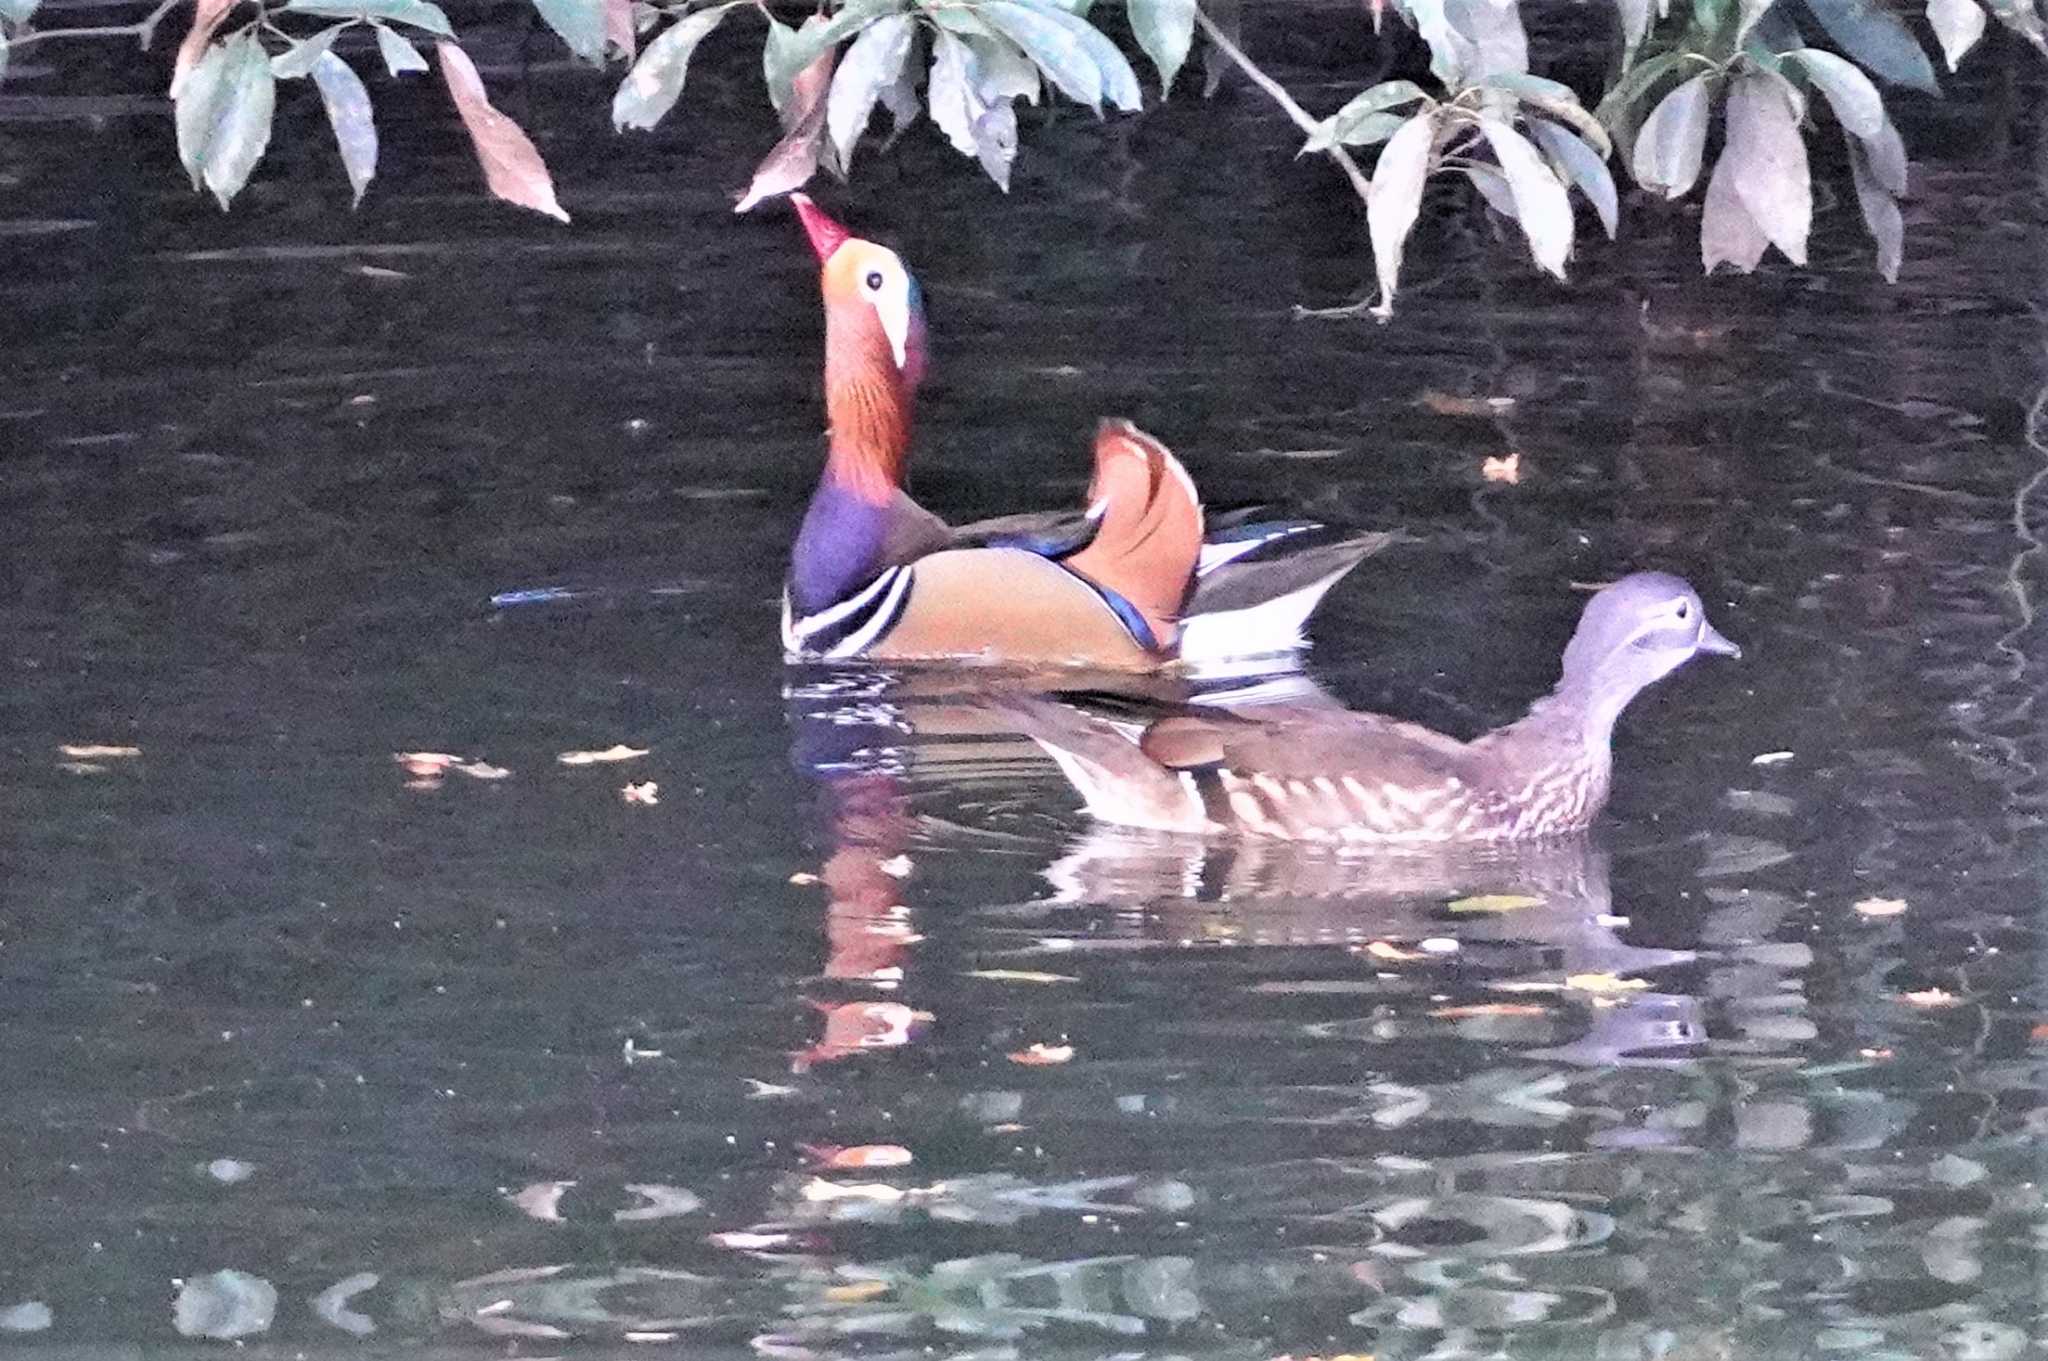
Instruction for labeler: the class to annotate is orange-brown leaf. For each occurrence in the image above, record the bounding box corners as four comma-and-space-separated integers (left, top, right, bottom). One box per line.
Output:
436, 43, 570, 222
604, 0, 634, 60
734, 46, 834, 213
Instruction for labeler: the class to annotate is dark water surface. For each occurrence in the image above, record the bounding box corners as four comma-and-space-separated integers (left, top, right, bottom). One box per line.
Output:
3, 12, 2046, 1358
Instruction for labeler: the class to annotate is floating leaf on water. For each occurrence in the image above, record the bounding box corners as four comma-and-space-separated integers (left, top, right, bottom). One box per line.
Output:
1853, 895, 1908, 917
559, 744, 650, 765
799, 1142, 914, 1169
965, 968, 1079, 983
1632, 73, 1710, 198
205, 1157, 256, 1183
1801, 0, 1941, 91
1750, 749, 1795, 765
532, 0, 606, 63
826, 12, 914, 169
614, 1183, 704, 1220
823, 1279, 892, 1303
1367, 111, 1437, 319
440, 44, 569, 221
620, 780, 659, 805
1417, 389, 1515, 415
310, 1272, 379, 1337
58, 743, 140, 759
283, 0, 452, 34
1565, 972, 1650, 994
1481, 453, 1522, 482
311, 52, 377, 207
1362, 939, 1426, 960
1901, 987, 1962, 1007
709, 1230, 794, 1249
612, 0, 742, 132
374, 25, 430, 75
174, 1269, 277, 1340
1430, 1002, 1550, 1017
506, 1180, 574, 1221
0, 1303, 52, 1333
453, 759, 510, 780
1447, 892, 1545, 913
1128, 0, 1196, 94
1008, 1042, 1075, 1064
800, 1176, 905, 1203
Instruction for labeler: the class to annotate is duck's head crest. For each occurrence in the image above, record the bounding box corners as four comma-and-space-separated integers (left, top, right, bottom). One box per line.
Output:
793, 194, 926, 390
1560, 572, 1741, 701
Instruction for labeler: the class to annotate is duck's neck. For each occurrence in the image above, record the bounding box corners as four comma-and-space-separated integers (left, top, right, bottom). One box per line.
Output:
790, 345, 912, 614
1503, 670, 1633, 758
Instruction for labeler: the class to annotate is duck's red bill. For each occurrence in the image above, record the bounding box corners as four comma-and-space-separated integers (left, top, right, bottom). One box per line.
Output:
791, 193, 850, 262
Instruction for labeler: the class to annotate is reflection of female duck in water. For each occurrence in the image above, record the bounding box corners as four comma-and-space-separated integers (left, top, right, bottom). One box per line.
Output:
786, 663, 1708, 1073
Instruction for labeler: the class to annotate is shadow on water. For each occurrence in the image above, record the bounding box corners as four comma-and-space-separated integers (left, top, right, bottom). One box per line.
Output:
0, 4, 2044, 1357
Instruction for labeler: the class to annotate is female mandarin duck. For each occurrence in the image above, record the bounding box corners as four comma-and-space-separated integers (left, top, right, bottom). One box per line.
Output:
784, 193, 1389, 668
1002, 573, 1742, 842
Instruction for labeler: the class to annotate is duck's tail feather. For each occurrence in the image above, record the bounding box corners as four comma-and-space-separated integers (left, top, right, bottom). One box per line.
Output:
1063, 420, 1205, 651
984, 696, 1208, 833
1178, 526, 1396, 663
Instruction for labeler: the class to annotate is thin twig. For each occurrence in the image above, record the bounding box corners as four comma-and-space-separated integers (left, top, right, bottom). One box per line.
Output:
6, 0, 188, 49
1192, 7, 1375, 206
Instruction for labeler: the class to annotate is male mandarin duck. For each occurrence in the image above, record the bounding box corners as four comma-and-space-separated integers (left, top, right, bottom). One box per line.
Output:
783, 193, 1391, 669
1000, 573, 1742, 842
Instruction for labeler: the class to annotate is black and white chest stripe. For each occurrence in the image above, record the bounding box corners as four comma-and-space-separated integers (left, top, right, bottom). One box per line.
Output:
782, 566, 915, 658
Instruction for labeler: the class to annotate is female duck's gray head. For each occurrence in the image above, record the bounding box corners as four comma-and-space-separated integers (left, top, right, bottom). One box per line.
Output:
1556, 572, 1740, 734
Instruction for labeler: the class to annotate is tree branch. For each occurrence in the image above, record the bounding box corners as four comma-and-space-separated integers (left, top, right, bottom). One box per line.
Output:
7, 0, 188, 50
1193, 6, 1375, 207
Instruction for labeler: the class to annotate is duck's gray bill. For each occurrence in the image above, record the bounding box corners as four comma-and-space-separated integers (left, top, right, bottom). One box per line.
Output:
1699, 622, 1742, 659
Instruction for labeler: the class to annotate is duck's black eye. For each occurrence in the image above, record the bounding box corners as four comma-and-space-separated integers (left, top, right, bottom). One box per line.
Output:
864, 270, 884, 291
1675, 601, 1690, 620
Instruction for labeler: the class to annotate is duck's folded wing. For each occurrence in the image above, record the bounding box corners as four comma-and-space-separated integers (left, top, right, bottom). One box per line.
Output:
1180, 525, 1398, 661
1063, 420, 1205, 650
879, 490, 955, 567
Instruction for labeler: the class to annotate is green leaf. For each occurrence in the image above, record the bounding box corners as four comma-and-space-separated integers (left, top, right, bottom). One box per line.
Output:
776, 0, 900, 83
1462, 161, 1517, 214
1845, 134, 1902, 280
1700, 147, 1769, 271
284, 0, 452, 36
198, 33, 276, 208
968, 31, 1041, 103
1367, 110, 1437, 319
533, 0, 606, 63
1482, 115, 1573, 278
1924, 0, 1986, 67
1528, 118, 1618, 237
980, 0, 1138, 114
1614, 0, 1653, 56
1479, 70, 1612, 156
826, 11, 913, 167
271, 25, 343, 77
1311, 109, 1408, 151
1631, 72, 1710, 197
929, 28, 1022, 188
1307, 78, 1428, 152
374, 24, 430, 73
1723, 70, 1809, 262
174, 40, 233, 188
1982, 0, 2047, 51
1598, 49, 1695, 122
1784, 46, 1884, 134
1798, 0, 1939, 91
762, 13, 801, 112
611, 0, 741, 130
0, 0, 36, 24
1127, 0, 1195, 94
310, 51, 376, 205
1857, 110, 1906, 191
